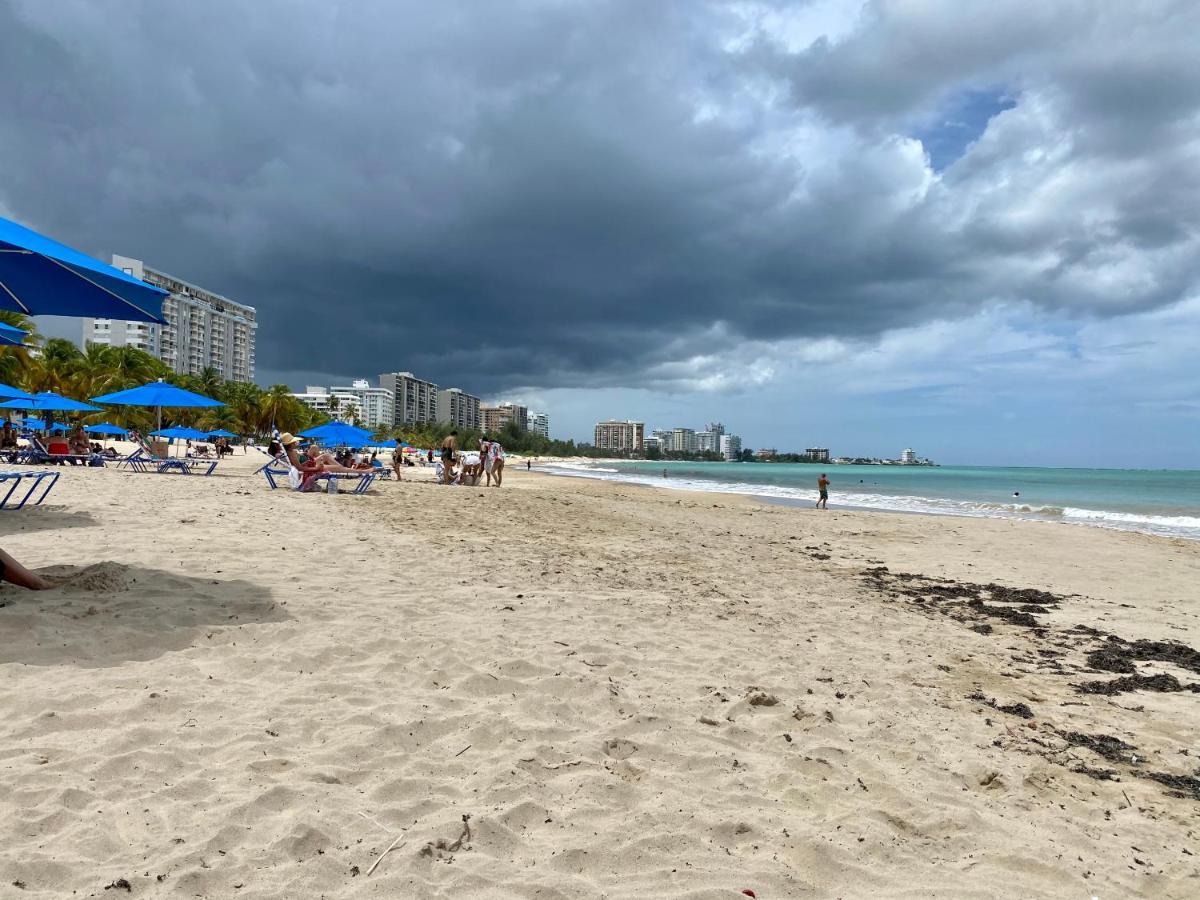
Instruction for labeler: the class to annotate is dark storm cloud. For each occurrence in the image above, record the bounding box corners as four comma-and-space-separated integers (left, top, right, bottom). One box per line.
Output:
1, 0, 1198, 393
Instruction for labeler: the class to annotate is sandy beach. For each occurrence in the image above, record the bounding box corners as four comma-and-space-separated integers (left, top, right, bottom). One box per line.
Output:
2, 453, 1198, 898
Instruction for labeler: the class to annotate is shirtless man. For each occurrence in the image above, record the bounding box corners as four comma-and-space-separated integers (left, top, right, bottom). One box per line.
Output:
440, 431, 458, 484
816, 473, 830, 510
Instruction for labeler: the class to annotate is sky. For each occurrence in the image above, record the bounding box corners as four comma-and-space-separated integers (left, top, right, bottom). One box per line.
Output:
1, 0, 1198, 467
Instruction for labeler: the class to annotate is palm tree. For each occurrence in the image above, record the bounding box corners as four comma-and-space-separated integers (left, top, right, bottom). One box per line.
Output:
259, 384, 296, 434
0, 311, 39, 385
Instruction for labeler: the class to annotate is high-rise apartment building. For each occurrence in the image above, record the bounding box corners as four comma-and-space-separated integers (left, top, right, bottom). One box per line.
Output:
84, 255, 256, 382
527, 412, 550, 438
379, 372, 439, 425
594, 420, 644, 454
481, 402, 529, 435
720, 434, 743, 461
671, 428, 698, 453
330, 380, 395, 429
437, 388, 482, 431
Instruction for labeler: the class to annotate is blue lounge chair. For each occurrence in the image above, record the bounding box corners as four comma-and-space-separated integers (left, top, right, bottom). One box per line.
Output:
262, 463, 376, 495
0, 470, 60, 510
157, 458, 219, 476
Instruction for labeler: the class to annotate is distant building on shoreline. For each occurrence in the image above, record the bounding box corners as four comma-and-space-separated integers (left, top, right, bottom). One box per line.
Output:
594, 420, 644, 454
482, 402, 529, 434
805, 447, 830, 463
755, 447, 777, 460
720, 434, 742, 461
901, 448, 916, 464
379, 372, 439, 426
84, 254, 256, 382
437, 387, 482, 431
671, 427, 698, 453
527, 411, 550, 438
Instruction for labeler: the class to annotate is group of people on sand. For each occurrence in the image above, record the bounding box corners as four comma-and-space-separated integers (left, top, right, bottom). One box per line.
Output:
437, 430, 506, 486
265, 429, 517, 492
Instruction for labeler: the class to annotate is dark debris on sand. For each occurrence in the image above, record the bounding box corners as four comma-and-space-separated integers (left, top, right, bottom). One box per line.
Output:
1086, 636, 1200, 675
1076, 673, 1200, 695
860, 566, 1200, 803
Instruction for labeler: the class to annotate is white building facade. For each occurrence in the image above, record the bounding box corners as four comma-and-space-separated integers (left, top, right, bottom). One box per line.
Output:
527, 412, 550, 439
437, 388, 482, 431
84, 255, 256, 382
331, 380, 395, 429
594, 420, 644, 454
720, 434, 743, 461
379, 372, 439, 425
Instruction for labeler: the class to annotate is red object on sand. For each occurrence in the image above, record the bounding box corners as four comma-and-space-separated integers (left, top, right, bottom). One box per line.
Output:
742, 892, 757, 898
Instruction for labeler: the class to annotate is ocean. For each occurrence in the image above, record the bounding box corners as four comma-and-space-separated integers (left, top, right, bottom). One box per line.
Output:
541, 460, 1200, 541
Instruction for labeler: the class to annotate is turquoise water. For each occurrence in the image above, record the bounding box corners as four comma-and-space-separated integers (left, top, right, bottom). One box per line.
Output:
543, 461, 1200, 540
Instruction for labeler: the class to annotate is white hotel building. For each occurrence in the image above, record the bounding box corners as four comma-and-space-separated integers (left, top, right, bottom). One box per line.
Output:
292, 380, 395, 429
84, 255, 256, 382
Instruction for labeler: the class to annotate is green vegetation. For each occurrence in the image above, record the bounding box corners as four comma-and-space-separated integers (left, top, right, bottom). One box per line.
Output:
0, 320, 324, 437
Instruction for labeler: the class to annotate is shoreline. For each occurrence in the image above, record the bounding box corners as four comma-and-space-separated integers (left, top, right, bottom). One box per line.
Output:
536, 459, 1200, 542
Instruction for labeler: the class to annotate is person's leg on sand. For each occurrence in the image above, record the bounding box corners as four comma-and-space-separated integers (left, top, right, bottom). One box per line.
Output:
0, 548, 52, 590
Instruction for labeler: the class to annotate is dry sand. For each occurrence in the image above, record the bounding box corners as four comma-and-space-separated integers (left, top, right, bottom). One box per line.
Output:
1, 451, 1198, 898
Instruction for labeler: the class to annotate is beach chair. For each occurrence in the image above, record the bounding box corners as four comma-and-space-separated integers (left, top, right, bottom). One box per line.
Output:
115, 446, 155, 471
253, 449, 288, 475
156, 457, 218, 475
0, 470, 60, 510
261, 462, 376, 495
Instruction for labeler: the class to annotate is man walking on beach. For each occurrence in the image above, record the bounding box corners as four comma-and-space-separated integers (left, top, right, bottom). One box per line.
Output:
816, 473, 830, 509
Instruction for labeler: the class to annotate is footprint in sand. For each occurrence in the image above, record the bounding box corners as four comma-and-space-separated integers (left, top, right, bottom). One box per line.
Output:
602, 738, 638, 760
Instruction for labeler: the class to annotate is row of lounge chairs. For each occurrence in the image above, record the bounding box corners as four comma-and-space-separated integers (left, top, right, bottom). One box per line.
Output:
116, 446, 218, 476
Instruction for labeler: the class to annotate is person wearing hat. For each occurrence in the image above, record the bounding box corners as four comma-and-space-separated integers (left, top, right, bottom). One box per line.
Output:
279, 433, 368, 485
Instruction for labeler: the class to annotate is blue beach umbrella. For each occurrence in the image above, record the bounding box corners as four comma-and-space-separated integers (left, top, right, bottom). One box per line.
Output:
92, 378, 223, 432
151, 425, 211, 458
0, 215, 167, 322
85, 422, 127, 437
0, 382, 34, 401
151, 426, 210, 440
49, 422, 70, 433
0, 391, 101, 413
0, 321, 29, 347
206, 429, 239, 439
298, 421, 373, 446
21, 418, 46, 430
365, 438, 397, 448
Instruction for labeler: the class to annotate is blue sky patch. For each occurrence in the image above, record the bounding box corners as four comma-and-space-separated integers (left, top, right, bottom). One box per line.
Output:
914, 87, 1017, 171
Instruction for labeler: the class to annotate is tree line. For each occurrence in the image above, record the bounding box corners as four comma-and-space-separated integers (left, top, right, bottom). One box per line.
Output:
0, 312, 604, 453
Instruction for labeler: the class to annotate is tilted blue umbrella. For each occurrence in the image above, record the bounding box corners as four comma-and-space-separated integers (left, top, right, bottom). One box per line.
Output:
151, 426, 210, 440
49, 422, 70, 433
298, 421, 373, 446
365, 438, 398, 448
92, 379, 223, 431
0, 391, 101, 412
21, 418, 46, 430
206, 429, 239, 438
0, 321, 29, 347
0, 381, 34, 401
150, 425, 212, 458
0, 215, 166, 322
85, 422, 127, 437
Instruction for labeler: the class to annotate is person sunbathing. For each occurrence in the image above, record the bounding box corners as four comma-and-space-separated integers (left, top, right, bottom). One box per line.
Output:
280, 434, 370, 474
